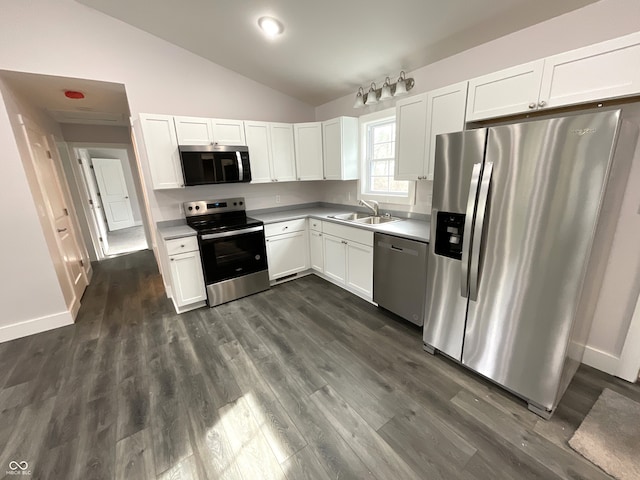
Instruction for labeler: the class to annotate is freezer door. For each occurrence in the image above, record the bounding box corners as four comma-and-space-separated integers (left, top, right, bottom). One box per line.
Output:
462, 110, 621, 410
423, 129, 487, 360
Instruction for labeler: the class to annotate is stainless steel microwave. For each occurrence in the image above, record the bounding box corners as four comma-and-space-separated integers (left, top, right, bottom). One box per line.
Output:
179, 145, 251, 186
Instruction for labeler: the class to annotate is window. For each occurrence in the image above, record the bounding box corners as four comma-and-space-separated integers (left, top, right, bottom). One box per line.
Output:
359, 109, 414, 205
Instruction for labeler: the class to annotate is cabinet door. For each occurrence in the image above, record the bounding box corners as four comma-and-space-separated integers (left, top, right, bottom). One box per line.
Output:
211, 119, 246, 145
322, 117, 359, 181
169, 250, 206, 307
323, 234, 346, 284
245, 121, 272, 183
346, 241, 373, 299
266, 231, 309, 280
466, 60, 544, 121
294, 122, 324, 181
540, 32, 640, 109
394, 93, 428, 181
269, 123, 297, 182
309, 230, 324, 272
174, 116, 213, 145
425, 82, 468, 180
139, 113, 184, 189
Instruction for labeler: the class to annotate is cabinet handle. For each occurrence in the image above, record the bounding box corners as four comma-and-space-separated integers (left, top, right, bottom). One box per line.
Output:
57, 228, 67, 233
170, 258, 174, 261
528, 102, 536, 109
297, 177, 301, 181
180, 244, 185, 248
275, 179, 278, 182
538, 100, 547, 108
283, 226, 288, 230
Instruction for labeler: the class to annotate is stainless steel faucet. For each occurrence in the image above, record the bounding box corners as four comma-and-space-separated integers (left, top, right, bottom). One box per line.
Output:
359, 199, 379, 216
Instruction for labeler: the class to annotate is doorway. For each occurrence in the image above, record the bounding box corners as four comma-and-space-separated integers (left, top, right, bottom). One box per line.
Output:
72, 145, 148, 258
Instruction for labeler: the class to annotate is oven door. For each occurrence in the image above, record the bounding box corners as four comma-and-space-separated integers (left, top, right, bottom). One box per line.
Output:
199, 226, 267, 284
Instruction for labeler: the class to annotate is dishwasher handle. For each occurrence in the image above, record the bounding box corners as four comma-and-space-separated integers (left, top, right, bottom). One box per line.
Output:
377, 240, 419, 257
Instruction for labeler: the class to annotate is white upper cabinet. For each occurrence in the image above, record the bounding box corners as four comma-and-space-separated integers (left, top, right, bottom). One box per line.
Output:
294, 122, 324, 181
174, 116, 245, 145
245, 121, 297, 183
466, 60, 544, 122
395, 82, 468, 181
395, 93, 428, 181
211, 118, 246, 145
138, 113, 184, 189
467, 32, 640, 121
539, 31, 640, 109
174, 116, 214, 145
245, 121, 272, 183
322, 116, 359, 180
269, 123, 297, 182
425, 82, 468, 180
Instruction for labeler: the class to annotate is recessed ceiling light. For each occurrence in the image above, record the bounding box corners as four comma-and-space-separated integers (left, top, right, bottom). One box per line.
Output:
258, 16, 284, 38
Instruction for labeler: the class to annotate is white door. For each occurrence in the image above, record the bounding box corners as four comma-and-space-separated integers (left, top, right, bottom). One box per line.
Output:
92, 158, 135, 231
323, 234, 346, 284
78, 149, 109, 255
269, 123, 297, 182
322, 118, 342, 180
138, 113, 184, 189
266, 231, 309, 280
211, 119, 246, 145
245, 122, 272, 183
309, 230, 324, 272
395, 93, 428, 181
24, 121, 88, 310
466, 60, 545, 121
169, 250, 207, 307
174, 116, 213, 145
346, 241, 373, 299
294, 122, 324, 181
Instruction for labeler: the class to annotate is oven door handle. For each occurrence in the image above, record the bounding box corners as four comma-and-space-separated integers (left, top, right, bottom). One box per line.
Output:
201, 225, 264, 240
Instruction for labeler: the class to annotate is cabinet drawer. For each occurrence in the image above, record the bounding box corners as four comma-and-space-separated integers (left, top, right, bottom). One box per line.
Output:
322, 221, 373, 247
165, 236, 199, 255
265, 218, 307, 237
309, 218, 323, 232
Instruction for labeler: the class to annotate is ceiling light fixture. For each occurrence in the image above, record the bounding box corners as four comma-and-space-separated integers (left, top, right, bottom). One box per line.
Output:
353, 71, 415, 108
258, 16, 284, 38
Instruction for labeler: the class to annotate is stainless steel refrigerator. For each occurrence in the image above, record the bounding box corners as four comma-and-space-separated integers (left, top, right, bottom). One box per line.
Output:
423, 108, 639, 418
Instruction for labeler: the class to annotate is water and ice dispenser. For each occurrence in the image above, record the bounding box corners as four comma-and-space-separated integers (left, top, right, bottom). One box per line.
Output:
434, 212, 465, 260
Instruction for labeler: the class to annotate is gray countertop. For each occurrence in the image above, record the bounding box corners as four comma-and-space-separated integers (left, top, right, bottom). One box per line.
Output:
156, 220, 197, 241
156, 206, 430, 243
250, 206, 430, 243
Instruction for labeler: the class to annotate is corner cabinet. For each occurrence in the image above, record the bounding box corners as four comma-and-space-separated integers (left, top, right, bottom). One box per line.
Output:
322, 117, 359, 180
395, 81, 468, 181
294, 122, 324, 180
138, 113, 185, 189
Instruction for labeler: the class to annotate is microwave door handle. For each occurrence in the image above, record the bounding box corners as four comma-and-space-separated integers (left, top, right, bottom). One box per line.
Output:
236, 151, 243, 180
469, 162, 493, 301
201, 225, 263, 240
461, 162, 483, 298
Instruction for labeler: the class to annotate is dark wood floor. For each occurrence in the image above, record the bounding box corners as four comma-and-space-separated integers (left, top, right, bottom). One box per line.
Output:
1, 250, 638, 479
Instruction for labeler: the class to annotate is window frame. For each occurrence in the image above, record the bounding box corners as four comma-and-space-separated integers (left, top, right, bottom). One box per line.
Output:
358, 108, 415, 206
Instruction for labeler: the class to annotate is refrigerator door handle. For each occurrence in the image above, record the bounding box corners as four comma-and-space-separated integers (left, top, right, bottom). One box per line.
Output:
460, 162, 483, 298
469, 161, 493, 301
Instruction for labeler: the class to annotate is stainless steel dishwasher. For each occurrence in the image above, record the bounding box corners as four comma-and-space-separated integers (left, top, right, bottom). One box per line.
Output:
373, 232, 428, 326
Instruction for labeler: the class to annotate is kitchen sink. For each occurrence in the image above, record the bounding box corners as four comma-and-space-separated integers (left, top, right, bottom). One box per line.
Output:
330, 212, 371, 221
355, 216, 402, 224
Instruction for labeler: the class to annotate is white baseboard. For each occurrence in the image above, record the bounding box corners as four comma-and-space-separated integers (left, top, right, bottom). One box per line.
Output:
0, 311, 74, 343
582, 345, 620, 375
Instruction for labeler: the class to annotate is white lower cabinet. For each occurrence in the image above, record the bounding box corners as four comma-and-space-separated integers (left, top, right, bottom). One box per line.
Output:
161, 235, 206, 313
322, 234, 347, 283
321, 222, 374, 301
309, 230, 324, 272
346, 241, 373, 298
265, 219, 309, 281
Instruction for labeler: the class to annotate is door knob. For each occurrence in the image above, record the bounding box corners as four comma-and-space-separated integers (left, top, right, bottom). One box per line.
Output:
57, 228, 67, 233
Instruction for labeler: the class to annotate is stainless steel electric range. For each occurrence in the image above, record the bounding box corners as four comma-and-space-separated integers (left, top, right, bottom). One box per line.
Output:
184, 197, 269, 307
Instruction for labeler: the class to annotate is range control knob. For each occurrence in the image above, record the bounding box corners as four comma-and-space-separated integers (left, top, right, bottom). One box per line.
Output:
239, 201, 244, 205
188, 206, 193, 211
234, 202, 237, 206
195, 205, 200, 210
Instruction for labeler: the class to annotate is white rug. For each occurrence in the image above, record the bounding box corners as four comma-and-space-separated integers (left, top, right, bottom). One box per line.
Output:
568, 388, 640, 480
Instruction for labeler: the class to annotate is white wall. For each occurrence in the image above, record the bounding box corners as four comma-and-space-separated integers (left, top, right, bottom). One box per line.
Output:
315, 0, 640, 216
0, 80, 72, 338
61, 124, 131, 145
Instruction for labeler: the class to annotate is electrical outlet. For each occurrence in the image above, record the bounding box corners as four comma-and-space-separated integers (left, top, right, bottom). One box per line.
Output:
276, 195, 281, 204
